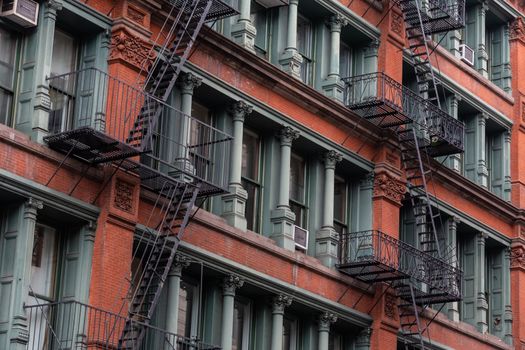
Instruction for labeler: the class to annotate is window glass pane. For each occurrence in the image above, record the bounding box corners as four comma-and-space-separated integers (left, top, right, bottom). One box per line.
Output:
0, 27, 16, 90
333, 177, 346, 222
242, 130, 260, 180
283, 318, 292, 350
30, 225, 57, 298
289, 201, 306, 228
250, 1, 267, 52
0, 89, 13, 126
242, 178, 259, 231
51, 29, 77, 77
289, 154, 305, 203
178, 282, 194, 338
232, 301, 245, 350
297, 15, 312, 58
339, 43, 352, 79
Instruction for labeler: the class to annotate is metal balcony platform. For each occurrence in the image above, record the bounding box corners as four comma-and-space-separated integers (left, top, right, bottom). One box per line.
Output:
343, 73, 464, 157
44, 126, 141, 164
337, 230, 462, 303
394, 0, 465, 35
170, 0, 238, 22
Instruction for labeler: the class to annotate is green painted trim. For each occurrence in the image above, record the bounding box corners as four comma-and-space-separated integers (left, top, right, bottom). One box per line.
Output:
62, 0, 112, 29
314, 0, 381, 40
0, 168, 100, 221
182, 64, 374, 172
402, 53, 513, 129
176, 240, 373, 328
490, 0, 522, 21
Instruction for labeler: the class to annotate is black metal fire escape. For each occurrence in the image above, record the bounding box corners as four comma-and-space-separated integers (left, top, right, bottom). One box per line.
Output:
42, 0, 237, 348
340, 0, 465, 348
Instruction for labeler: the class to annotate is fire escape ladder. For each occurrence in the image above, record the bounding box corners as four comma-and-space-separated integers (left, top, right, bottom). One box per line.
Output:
119, 182, 201, 350
398, 283, 427, 350
400, 0, 442, 109
127, 0, 214, 152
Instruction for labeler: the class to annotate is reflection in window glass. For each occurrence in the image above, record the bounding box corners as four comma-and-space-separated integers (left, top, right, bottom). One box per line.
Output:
0, 27, 17, 126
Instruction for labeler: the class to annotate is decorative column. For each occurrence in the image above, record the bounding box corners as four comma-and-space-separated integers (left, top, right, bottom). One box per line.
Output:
446, 94, 462, 172
222, 101, 253, 230
165, 254, 191, 347
279, 0, 303, 79
318, 312, 337, 350
355, 328, 372, 350
503, 247, 513, 345
476, 113, 489, 188
362, 40, 380, 99
176, 72, 202, 173
502, 23, 512, 93
231, 0, 257, 52
79, 221, 97, 303
503, 130, 512, 201
447, 216, 461, 322
270, 294, 293, 350
322, 15, 348, 101
10, 198, 43, 349
221, 275, 244, 350
476, 232, 488, 333
316, 150, 343, 267
270, 126, 300, 251
476, 1, 489, 78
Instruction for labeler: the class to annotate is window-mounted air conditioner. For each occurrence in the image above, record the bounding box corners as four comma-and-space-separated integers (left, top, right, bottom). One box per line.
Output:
293, 225, 309, 251
459, 44, 474, 66
0, 0, 39, 28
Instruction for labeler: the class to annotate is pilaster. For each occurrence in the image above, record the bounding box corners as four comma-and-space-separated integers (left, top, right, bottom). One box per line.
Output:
270, 294, 293, 350
279, 0, 303, 79
231, 0, 257, 53
447, 216, 461, 322
221, 275, 245, 350
270, 126, 300, 251
476, 1, 489, 78
476, 113, 489, 188
222, 101, 253, 230
476, 232, 488, 333
446, 94, 462, 172
503, 247, 513, 345
316, 150, 342, 267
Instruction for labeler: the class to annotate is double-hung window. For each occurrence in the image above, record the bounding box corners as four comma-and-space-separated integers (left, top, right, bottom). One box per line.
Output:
178, 280, 200, 339
241, 129, 262, 232
333, 176, 347, 235
289, 153, 307, 228
48, 29, 78, 134
297, 14, 313, 85
339, 42, 353, 80
0, 26, 18, 127
232, 297, 252, 349
283, 317, 299, 350
250, 1, 269, 57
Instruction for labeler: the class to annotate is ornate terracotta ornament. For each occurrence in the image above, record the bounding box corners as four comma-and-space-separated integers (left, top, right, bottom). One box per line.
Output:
114, 179, 134, 213
109, 30, 156, 70
373, 172, 406, 204
510, 245, 525, 269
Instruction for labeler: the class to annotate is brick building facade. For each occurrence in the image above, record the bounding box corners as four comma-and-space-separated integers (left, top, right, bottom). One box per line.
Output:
0, 0, 525, 349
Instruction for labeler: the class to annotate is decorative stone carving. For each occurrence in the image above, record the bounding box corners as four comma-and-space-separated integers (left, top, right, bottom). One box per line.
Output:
127, 6, 146, 26
373, 172, 406, 203
327, 14, 348, 33
170, 253, 191, 277
222, 275, 244, 296
278, 126, 300, 146
179, 72, 203, 95
324, 150, 343, 169
228, 100, 253, 122
510, 17, 525, 42
272, 294, 293, 314
319, 312, 338, 331
510, 246, 525, 269
114, 179, 134, 213
384, 294, 397, 319
391, 12, 403, 36
109, 30, 156, 70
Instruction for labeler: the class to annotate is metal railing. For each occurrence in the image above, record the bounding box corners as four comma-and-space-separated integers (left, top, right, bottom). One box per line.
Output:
47, 68, 232, 190
342, 73, 464, 151
338, 230, 462, 298
25, 300, 220, 350
392, 0, 465, 33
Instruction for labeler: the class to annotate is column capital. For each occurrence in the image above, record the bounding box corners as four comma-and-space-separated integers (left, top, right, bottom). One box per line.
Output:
228, 100, 253, 123
477, 231, 488, 242
24, 198, 43, 221
169, 253, 191, 277
46, 0, 63, 13
289, 0, 299, 5
82, 220, 97, 243
278, 126, 300, 146
479, 0, 489, 13
324, 150, 343, 169
510, 17, 525, 42
178, 72, 202, 95
222, 274, 244, 296
364, 39, 380, 56
272, 294, 293, 314
327, 14, 348, 33
318, 312, 338, 332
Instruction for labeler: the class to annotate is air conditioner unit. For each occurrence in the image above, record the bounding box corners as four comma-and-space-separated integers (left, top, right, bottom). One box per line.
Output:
459, 44, 474, 66
0, 0, 39, 28
293, 225, 308, 251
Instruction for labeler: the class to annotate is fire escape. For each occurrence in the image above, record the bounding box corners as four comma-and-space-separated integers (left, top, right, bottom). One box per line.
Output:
339, 0, 465, 348
27, 0, 237, 349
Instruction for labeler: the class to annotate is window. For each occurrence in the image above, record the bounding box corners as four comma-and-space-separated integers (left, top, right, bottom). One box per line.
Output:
48, 29, 78, 134
289, 153, 307, 228
190, 102, 214, 197
28, 225, 58, 303
241, 129, 262, 231
232, 298, 251, 349
250, 1, 269, 57
329, 331, 344, 350
283, 317, 299, 350
0, 26, 18, 127
333, 176, 347, 235
297, 14, 313, 85
178, 280, 200, 338
339, 42, 352, 79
